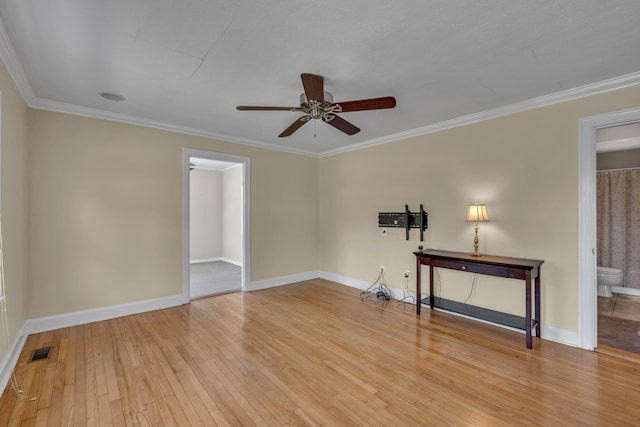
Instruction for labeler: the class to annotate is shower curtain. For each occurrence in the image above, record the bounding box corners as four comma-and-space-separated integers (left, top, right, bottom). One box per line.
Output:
597, 168, 640, 289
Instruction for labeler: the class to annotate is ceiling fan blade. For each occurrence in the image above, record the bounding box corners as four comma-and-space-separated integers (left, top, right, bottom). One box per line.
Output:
324, 114, 360, 135
237, 106, 301, 111
301, 73, 324, 102
332, 96, 396, 112
279, 116, 310, 137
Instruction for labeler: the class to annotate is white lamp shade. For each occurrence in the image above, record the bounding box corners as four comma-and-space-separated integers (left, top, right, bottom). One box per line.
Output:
466, 204, 490, 222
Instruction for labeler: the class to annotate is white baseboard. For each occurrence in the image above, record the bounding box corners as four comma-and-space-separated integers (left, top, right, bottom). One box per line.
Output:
319, 271, 417, 303
25, 294, 185, 335
319, 271, 372, 290
249, 271, 321, 291
190, 257, 242, 266
5, 269, 580, 395
541, 324, 579, 347
321, 270, 579, 348
612, 286, 640, 297
0, 322, 27, 396
1, 294, 185, 394
190, 257, 219, 264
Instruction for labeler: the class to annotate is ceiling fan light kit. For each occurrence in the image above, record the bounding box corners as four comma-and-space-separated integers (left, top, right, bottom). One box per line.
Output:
237, 73, 396, 138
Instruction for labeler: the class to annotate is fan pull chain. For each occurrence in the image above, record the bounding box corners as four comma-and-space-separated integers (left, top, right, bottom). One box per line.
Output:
313, 119, 317, 138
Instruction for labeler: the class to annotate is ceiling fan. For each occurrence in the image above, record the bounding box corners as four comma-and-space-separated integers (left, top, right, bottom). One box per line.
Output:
236, 73, 396, 137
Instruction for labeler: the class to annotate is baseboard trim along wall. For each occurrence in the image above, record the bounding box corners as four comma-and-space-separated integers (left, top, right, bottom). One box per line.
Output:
249, 271, 321, 291
190, 258, 219, 264
2, 269, 578, 393
612, 286, 640, 297
190, 257, 242, 266
0, 323, 27, 398
320, 271, 579, 348
25, 294, 185, 335
219, 257, 242, 267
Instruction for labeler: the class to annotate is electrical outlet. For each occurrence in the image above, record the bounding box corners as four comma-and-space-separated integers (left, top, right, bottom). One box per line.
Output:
380, 265, 385, 273
403, 270, 410, 278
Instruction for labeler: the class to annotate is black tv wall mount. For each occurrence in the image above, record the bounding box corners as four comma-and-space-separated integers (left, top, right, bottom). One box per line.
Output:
378, 204, 428, 241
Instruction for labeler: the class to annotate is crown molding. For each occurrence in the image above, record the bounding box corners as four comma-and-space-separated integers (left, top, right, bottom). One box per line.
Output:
0, 16, 36, 104
32, 71, 640, 160
0, 15, 318, 157
319, 71, 640, 157
0, 14, 638, 159
29, 97, 319, 157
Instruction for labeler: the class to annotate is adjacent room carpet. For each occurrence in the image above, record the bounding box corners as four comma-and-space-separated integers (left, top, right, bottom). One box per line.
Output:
190, 261, 241, 299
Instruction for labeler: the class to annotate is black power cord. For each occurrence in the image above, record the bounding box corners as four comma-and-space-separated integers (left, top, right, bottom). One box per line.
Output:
361, 269, 392, 302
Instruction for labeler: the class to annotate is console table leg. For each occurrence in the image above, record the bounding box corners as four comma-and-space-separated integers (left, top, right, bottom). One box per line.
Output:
525, 271, 532, 349
429, 265, 435, 310
535, 272, 541, 338
416, 258, 421, 315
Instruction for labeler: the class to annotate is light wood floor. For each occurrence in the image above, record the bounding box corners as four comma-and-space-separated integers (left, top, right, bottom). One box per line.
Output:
2, 279, 640, 426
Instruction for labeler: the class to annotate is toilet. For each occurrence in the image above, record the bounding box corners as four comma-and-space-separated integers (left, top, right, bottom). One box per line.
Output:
597, 266, 623, 297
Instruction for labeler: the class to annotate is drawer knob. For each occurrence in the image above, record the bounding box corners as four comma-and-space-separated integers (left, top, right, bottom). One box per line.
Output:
461, 265, 467, 271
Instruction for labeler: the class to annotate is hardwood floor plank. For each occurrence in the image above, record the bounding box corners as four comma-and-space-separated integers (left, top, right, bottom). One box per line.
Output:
33, 407, 48, 427
95, 360, 113, 427
3, 279, 640, 425
176, 367, 231, 427
140, 403, 165, 427
109, 398, 127, 427
83, 326, 99, 427
159, 363, 210, 427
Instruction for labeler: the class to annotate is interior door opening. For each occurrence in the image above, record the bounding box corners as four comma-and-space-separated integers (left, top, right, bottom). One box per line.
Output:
594, 122, 640, 355
578, 107, 640, 351
182, 149, 251, 302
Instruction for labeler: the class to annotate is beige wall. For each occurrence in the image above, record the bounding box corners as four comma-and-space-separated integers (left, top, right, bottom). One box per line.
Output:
27, 110, 319, 318
0, 63, 29, 363
320, 85, 640, 333
597, 148, 640, 170
189, 165, 243, 264
222, 165, 242, 264
189, 169, 223, 261
1, 54, 638, 354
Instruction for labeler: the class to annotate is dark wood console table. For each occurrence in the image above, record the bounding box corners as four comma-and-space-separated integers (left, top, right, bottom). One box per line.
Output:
414, 249, 543, 349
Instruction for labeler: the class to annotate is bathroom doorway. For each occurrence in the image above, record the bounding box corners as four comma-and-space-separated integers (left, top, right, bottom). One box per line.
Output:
578, 106, 640, 352
181, 148, 251, 302
595, 124, 640, 355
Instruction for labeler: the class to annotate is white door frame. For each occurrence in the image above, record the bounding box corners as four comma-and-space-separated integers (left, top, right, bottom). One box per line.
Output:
182, 148, 251, 303
578, 106, 640, 350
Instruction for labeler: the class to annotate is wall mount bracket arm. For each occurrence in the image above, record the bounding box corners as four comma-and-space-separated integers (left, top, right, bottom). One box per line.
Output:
378, 204, 428, 241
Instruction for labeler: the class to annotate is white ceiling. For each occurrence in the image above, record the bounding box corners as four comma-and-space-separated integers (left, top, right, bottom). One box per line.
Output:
0, 1, 639, 157
190, 157, 239, 171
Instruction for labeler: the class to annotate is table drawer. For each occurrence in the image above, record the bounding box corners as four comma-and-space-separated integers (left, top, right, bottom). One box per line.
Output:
431, 259, 510, 278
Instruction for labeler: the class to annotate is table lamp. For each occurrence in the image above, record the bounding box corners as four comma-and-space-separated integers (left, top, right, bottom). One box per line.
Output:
465, 203, 490, 257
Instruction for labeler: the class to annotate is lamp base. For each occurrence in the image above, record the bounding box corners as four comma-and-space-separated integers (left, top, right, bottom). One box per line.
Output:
471, 225, 481, 257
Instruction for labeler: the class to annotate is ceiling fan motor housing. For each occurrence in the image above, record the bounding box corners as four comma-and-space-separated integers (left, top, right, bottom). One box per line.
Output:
300, 92, 339, 119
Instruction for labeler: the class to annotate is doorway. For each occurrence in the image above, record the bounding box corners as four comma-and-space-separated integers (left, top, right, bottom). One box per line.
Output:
595, 125, 640, 354
182, 148, 251, 302
578, 107, 640, 351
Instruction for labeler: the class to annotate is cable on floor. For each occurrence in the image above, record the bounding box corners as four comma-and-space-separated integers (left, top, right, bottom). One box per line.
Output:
361, 269, 392, 301
397, 275, 415, 304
